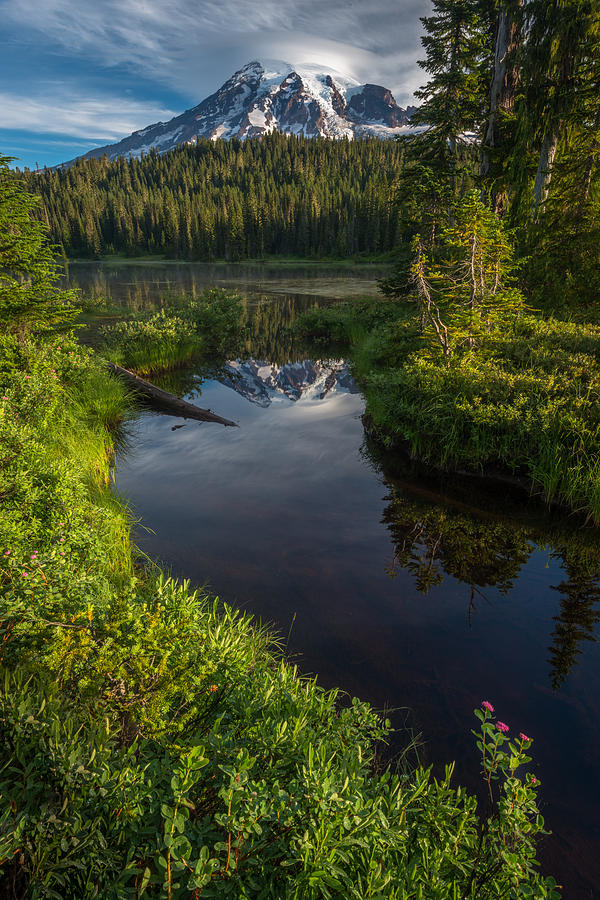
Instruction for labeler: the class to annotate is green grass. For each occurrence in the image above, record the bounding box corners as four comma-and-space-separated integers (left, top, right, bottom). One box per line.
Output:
99, 288, 245, 376
298, 302, 600, 524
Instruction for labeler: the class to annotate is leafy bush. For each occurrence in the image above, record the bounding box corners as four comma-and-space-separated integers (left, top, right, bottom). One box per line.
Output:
0, 666, 559, 898
99, 290, 245, 376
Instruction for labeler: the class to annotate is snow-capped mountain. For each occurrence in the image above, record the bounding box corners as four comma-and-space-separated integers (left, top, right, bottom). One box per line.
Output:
221, 358, 358, 408
70, 60, 418, 164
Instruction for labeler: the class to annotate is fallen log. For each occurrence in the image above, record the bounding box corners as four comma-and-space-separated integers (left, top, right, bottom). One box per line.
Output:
105, 361, 238, 427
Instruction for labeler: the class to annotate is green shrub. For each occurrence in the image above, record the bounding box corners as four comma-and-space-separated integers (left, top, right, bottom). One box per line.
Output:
99, 290, 245, 376
301, 299, 600, 523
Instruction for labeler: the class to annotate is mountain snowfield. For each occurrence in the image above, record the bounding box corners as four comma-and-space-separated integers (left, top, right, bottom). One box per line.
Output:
221, 357, 358, 408
69, 60, 419, 164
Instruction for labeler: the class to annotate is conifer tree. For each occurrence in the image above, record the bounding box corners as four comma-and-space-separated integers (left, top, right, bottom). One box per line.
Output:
410, 0, 490, 179
0, 155, 77, 337
435, 191, 524, 344
412, 191, 524, 357
480, 0, 523, 214
517, 0, 600, 221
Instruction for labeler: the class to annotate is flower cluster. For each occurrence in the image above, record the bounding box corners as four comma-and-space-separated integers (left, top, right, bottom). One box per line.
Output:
474, 701, 539, 802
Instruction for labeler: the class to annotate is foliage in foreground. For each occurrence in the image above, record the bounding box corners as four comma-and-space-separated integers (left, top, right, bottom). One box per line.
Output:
0, 339, 559, 898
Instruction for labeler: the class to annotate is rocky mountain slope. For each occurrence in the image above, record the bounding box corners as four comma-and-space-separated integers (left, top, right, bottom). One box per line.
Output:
70, 60, 418, 163
222, 358, 358, 408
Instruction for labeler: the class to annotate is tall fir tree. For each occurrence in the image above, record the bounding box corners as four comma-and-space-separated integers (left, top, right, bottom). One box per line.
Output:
480, 0, 524, 214
410, 0, 490, 181
0, 155, 78, 339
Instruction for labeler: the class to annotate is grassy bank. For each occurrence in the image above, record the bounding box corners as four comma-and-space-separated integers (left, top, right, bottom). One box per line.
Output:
98, 290, 244, 377
298, 301, 600, 524
0, 334, 559, 898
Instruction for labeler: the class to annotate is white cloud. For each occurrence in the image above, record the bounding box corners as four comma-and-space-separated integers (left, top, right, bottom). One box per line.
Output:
2, 0, 431, 104
0, 92, 177, 140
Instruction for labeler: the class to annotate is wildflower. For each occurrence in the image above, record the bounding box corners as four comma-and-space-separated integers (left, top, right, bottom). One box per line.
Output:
482, 701, 494, 713
30, 554, 37, 560
519, 732, 532, 742
209, 684, 218, 692
2, 396, 8, 401
59, 551, 65, 557
4, 550, 10, 556
59, 537, 65, 542
531, 776, 539, 785
22, 572, 28, 577
24, 375, 31, 379
496, 721, 509, 733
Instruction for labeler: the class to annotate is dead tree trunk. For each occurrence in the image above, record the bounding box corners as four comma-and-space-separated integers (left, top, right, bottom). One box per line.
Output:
105, 361, 238, 427
531, 126, 561, 221
481, 3, 521, 214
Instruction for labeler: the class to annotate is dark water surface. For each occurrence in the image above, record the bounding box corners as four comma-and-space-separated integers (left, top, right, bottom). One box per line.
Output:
73, 264, 600, 898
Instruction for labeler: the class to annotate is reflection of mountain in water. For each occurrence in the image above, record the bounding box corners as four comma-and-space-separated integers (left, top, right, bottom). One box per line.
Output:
222, 358, 358, 407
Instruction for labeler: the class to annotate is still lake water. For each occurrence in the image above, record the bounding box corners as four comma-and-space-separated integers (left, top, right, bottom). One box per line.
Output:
70, 262, 600, 898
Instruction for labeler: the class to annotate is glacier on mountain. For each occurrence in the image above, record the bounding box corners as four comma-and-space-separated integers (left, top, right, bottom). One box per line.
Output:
67, 59, 420, 164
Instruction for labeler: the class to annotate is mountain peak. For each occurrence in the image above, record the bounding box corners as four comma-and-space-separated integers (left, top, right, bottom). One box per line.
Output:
66, 61, 417, 165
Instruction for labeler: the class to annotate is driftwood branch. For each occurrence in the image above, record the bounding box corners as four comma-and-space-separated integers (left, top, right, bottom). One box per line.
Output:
105, 361, 238, 427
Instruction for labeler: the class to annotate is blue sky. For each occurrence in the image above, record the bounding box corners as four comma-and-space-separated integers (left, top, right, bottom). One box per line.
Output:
1, 0, 431, 170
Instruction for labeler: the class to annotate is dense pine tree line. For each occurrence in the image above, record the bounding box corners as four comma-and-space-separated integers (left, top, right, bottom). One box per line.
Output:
20, 135, 405, 260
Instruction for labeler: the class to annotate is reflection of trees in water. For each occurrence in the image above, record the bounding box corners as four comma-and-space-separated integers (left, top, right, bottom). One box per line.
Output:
242, 296, 324, 365
370, 447, 600, 689
151, 295, 331, 396
383, 497, 532, 599
548, 550, 600, 690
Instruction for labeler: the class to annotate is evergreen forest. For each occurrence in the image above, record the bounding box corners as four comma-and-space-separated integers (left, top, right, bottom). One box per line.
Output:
21, 136, 404, 259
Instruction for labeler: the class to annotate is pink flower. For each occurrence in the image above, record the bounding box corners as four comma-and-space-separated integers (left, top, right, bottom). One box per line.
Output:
24, 375, 30, 379
21, 572, 28, 577
4, 550, 10, 556
519, 733, 532, 742
59, 551, 65, 557
496, 721, 509, 733
482, 701, 494, 713
30, 554, 37, 560
531, 776, 539, 785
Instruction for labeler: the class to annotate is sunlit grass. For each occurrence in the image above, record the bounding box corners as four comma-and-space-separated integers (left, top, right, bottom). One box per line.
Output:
99, 289, 245, 376
299, 302, 600, 523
